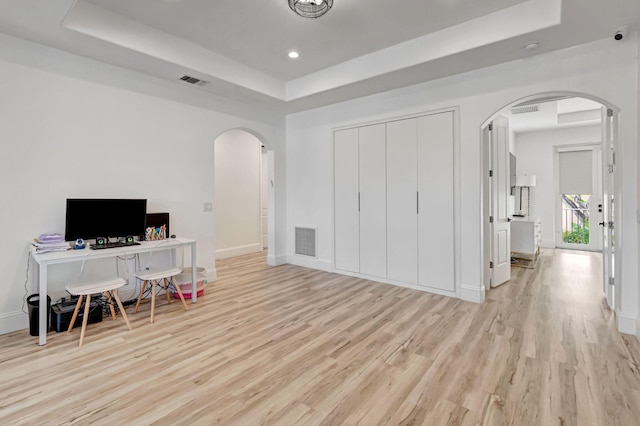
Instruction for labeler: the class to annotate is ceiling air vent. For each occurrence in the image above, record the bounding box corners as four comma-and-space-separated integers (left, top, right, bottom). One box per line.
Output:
510, 105, 539, 114
179, 75, 209, 87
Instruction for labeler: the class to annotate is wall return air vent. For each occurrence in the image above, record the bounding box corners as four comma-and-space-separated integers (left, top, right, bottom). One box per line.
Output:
295, 227, 317, 258
178, 75, 209, 87
510, 105, 539, 114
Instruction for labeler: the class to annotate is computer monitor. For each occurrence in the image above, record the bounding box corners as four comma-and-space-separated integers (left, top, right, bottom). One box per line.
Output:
64, 199, 147, 241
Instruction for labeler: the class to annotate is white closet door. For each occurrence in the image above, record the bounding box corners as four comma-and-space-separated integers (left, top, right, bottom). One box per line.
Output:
386, 119, 418, 284
417, 112, 455, 291
334, 128, 359, 272
359, 124, 387, 277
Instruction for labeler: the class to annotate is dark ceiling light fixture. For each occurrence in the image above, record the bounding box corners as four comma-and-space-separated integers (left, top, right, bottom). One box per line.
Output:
289, 0, 333, 18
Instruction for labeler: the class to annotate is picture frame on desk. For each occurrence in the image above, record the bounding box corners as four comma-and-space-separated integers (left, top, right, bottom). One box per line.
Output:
145, 212, 169, 241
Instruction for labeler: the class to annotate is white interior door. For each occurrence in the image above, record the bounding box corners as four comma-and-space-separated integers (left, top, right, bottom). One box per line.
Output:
359, 124, 387, 278
387, 118, 418, 284
334, 128, 360, 272
490, 116, 511, 287
601, 107, 616, 308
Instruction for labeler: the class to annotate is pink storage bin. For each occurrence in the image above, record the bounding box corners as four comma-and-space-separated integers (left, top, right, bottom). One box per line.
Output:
172, 267, 207, 299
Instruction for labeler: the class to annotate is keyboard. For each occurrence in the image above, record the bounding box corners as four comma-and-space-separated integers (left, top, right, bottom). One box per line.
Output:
90, 241, 141, 250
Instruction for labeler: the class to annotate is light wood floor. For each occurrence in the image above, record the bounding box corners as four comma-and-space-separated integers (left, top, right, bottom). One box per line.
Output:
1, 249, 639, 425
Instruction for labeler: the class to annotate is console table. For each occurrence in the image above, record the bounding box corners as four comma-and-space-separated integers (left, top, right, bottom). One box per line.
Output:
30, 238, 197, 346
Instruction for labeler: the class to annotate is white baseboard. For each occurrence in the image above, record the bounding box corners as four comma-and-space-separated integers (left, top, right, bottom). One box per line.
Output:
0, 310, 27, 335
329, 268, 457, 299
287, 255, 333, 272
216, 243, 262, 260
460, 284, 485, 304
541, 240, 555, 249
617, 311, 637, 335
266, 254, 287, 266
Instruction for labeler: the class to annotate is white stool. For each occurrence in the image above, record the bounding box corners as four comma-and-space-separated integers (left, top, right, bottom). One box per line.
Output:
65, 277, 132, 347
134, 268, 189, 323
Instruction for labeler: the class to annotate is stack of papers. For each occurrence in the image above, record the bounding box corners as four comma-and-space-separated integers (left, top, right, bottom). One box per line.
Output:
32, 233, 70, 253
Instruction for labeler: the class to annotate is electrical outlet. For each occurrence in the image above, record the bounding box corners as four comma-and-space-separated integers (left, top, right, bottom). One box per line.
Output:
203, 202, 213, 212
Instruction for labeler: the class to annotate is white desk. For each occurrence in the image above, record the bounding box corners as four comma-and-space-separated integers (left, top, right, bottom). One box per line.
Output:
31, 238, 197, 345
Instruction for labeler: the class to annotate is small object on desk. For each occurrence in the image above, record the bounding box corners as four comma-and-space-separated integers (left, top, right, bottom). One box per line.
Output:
145, 225, 167, 241
74, 238, 85, 250
37, 233, 65, 243
32, 237, 71, 253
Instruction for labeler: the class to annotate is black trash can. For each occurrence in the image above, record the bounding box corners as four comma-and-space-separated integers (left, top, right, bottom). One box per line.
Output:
27, 294, 50, 336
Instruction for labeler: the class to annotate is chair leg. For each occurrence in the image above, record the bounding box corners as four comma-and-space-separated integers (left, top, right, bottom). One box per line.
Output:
106, 291, 117, 320
67, 295, 83, 333
134, 280, 148, 314
111, 290, 132, 331
150, 280, 157, 324
171, 277, 190, 312
163, 278, 172, 304
79, 294, 92, 347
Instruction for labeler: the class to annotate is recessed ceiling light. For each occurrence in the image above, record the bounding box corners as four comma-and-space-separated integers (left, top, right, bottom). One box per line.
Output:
288, 51, 299, 59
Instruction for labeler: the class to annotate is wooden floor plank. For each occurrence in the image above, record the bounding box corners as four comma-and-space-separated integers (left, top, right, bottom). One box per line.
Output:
0, 248, 639, 425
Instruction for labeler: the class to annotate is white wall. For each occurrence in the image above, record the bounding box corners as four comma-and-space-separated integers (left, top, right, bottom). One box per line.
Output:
514, 124, 601, 248
1, 29, 638, 338
0, 33, 286, 334
286, 36, 639, 334
214, 130, 262, 258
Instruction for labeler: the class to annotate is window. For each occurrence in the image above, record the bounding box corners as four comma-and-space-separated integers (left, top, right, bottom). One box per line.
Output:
561, 194, 590, 244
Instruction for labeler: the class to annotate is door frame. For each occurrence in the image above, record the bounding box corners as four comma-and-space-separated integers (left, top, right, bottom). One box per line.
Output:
213, 128, 276, 265
480, 92, 621, 313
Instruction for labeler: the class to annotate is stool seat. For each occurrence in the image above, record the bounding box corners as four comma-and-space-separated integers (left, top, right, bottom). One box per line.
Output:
65, 277, 131, 347
134, 267, 188, 323
66, 277, 126, 295
135, 268, 182, 282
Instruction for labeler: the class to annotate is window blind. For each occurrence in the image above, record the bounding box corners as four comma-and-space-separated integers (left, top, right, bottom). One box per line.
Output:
559, 150, 592, 194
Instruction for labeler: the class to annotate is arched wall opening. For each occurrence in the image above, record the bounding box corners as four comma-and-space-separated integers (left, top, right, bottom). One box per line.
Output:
480, 91, 621, 314
213, 128, 275, 263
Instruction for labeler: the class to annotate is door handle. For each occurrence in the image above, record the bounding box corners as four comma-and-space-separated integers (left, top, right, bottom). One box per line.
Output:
598, 221, 605, 227
507, 218, 512, 222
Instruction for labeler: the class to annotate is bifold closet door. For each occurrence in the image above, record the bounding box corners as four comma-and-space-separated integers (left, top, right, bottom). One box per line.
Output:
386, 119, 418, 284
358, 124, 387, 277
417, 112, 455, 291
334, 128, 359, 272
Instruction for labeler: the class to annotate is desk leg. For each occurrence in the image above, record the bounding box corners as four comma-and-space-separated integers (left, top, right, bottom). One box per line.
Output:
38, 262, 47, 346
191, 244, 197, 303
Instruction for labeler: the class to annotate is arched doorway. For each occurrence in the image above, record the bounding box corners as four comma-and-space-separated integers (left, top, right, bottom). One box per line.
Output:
481, 92, 619, 311
213, 128, 274, 263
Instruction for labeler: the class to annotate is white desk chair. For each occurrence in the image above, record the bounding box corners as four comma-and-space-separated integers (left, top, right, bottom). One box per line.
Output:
65, 277, 132, 347
134, 267, 189, 323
